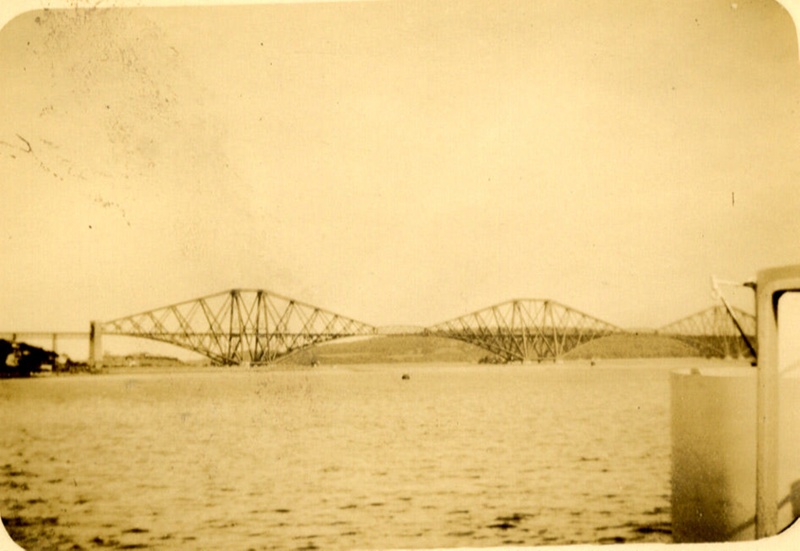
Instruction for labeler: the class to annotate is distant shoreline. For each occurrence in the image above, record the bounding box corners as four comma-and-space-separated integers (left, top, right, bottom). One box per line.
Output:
3, 333, 755, 379
87, 356, 750, 377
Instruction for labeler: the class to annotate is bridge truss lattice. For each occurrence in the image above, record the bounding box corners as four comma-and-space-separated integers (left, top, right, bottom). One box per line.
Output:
102, 289, 377, 365
656, 305, 756, 358
425, 299, 624, 362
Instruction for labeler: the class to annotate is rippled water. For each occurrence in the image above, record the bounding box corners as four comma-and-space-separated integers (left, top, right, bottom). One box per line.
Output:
0, 360, 686, 549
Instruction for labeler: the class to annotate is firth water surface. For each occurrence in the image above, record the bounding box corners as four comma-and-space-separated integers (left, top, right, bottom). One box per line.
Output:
0, 359, 708, 549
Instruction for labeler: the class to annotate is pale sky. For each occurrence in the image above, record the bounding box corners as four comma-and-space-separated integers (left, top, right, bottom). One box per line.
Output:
2, 0, 800, 351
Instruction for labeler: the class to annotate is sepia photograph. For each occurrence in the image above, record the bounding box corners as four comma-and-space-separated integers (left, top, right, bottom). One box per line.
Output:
1, 0, 800, 549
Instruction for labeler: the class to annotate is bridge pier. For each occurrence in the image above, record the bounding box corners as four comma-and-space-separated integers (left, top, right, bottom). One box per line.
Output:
89, 321, 103, 369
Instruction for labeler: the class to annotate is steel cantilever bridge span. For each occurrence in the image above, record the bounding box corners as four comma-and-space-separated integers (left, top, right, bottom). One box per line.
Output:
656, 305, 757, 359
101, 289, 377, 365
97, 291, 625, 365
425, 299, 625, 363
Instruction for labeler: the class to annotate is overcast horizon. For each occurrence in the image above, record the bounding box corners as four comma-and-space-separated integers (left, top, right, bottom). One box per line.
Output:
2, 1, 800, 355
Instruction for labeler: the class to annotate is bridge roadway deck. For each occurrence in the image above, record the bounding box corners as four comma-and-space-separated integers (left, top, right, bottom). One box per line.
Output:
0, 332, 89, 340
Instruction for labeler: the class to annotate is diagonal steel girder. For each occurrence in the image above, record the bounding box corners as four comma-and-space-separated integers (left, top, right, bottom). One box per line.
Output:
102, 289, 377, 365
656, 305, 757, 358
425, 299, 624, 362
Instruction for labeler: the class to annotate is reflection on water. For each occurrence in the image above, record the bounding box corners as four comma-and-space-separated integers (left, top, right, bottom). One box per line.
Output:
0, 360, 694, 549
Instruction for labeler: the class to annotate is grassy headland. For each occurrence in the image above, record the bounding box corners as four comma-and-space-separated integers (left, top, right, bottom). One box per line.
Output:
288, 335, 488, 365
563, 333, 702, 360
287, 332, 703, 365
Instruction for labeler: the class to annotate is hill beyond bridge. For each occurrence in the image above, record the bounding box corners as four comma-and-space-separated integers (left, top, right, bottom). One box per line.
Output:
1, 289, 756, 366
